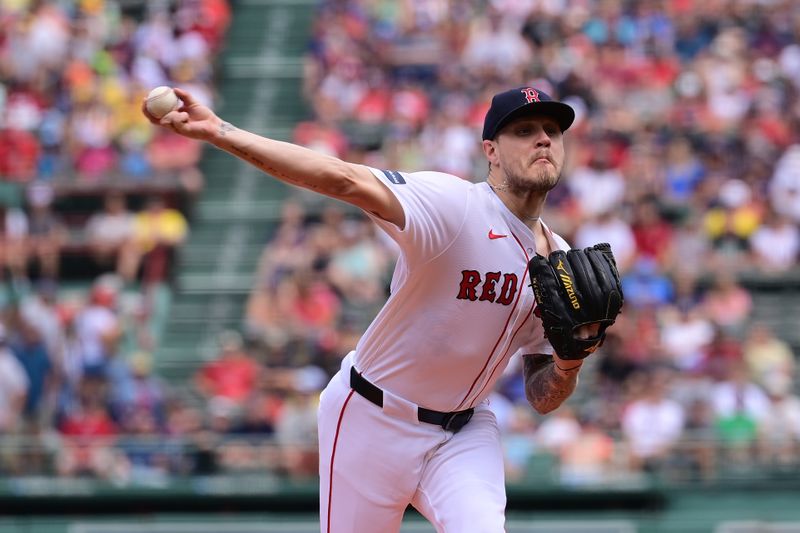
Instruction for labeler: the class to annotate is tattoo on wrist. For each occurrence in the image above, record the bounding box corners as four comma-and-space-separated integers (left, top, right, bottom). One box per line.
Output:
219, 121, 236, 136
523, 354, 578, 414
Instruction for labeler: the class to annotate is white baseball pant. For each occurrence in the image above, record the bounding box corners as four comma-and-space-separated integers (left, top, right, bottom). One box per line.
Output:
318, 357, 507, 533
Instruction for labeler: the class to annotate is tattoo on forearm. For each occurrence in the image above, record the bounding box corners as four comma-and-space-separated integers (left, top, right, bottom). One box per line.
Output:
523, 354, 578, 414
228, 145, 324, 192
219, 121, 236, 136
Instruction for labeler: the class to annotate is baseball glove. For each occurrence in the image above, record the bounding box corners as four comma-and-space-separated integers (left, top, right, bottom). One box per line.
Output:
528, 243, 624, 360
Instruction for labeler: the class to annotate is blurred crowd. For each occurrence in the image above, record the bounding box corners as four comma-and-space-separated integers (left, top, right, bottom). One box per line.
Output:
0, 0, 225, 288
0, 0, 227, 184
0, 0, 233, 484
3, 0, 800, 489
247, 0, 800, 485
0, 0, 228, 282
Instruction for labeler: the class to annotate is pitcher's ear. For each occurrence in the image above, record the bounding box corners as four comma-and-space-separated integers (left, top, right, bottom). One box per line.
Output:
482, 139, 499, 167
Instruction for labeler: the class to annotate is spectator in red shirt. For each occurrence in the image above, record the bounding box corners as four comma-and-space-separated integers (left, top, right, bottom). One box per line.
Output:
0, 128, 40, 182
56, 373, 121, 479
195, 331, 261, 406
631, 196, 675, 267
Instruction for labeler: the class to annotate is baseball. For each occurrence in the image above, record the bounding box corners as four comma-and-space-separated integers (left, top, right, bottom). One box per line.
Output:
146, 86, 179, 118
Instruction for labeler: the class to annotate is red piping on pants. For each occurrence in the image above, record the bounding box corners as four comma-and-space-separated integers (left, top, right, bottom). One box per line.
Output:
326, 389, 355, 532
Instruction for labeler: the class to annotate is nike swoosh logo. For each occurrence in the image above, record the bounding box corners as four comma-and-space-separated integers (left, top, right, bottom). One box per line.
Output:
488, 229, 508, 240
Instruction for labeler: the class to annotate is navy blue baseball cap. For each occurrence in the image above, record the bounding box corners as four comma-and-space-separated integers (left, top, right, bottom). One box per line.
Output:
482, 87, 575, 140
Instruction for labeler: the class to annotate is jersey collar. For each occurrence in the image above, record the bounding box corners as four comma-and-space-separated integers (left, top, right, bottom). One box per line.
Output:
479, 182, 562, 255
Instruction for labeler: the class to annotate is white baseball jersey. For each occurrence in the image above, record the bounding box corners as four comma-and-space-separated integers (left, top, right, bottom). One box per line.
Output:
318, 168, 570, 533
355, 167, 568, 411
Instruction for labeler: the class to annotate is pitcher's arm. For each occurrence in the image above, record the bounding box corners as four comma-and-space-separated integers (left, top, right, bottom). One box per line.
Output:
146, 88, 403, 227
522, 353, 582, 415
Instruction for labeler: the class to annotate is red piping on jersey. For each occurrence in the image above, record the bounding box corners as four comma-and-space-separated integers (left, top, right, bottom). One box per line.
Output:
472, 306, 534, 402
468, 232, 535, 402
327, 389, 355, 533
454, 230, 530, 410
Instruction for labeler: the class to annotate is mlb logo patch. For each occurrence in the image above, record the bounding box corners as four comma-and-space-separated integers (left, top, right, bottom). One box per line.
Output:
381, 169, 406, 185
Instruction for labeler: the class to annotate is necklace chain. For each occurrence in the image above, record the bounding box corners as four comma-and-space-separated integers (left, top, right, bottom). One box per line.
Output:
487, 181, 507, 192
487, 180, 541, 223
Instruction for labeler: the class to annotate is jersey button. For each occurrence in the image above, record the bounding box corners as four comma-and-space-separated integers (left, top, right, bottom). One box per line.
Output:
527, 247, 533, 254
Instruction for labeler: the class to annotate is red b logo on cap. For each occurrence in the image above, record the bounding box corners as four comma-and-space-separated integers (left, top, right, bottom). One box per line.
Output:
521, 88, 540, 103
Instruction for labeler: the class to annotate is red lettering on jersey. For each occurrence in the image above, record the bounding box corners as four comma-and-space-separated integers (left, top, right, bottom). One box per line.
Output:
479, 272, 501, 302
458, 270, 518, 306
496, 273, 518, 306
457, 270, 481, 301
521, 88, 540, 103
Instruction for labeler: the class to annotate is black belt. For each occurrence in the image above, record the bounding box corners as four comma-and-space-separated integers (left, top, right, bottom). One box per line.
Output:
349, 366, 474, 433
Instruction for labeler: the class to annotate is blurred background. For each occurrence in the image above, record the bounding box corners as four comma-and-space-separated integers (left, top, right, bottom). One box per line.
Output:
1, 0, 800, 531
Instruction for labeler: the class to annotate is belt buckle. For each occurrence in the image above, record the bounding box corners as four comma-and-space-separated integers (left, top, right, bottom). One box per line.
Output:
441, 410, 473, 433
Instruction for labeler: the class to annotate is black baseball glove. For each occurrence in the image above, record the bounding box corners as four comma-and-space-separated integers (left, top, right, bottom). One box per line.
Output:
528, 243, 624, 360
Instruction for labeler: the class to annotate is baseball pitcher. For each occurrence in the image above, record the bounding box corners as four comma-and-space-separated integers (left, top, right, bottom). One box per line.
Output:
143, 86, 623, 533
